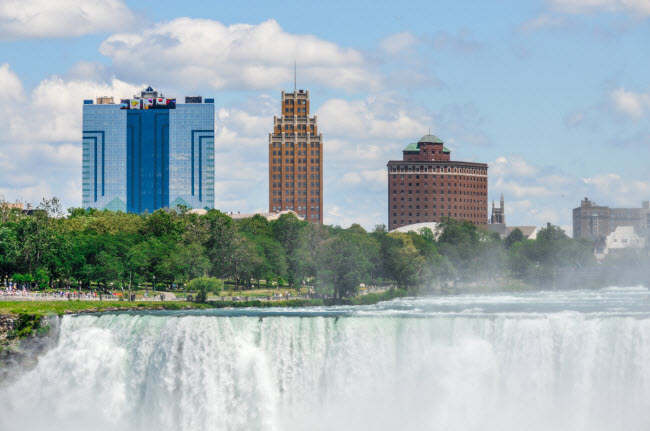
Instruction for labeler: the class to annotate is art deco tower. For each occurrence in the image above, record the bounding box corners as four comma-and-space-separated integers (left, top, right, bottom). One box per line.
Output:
268, 90, 323, 223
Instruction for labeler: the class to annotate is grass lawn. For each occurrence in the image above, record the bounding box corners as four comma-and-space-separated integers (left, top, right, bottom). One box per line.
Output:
0, 300, 212, 316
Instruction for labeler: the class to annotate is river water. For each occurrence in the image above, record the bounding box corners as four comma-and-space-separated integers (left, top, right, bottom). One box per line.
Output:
1, 287, 649, 431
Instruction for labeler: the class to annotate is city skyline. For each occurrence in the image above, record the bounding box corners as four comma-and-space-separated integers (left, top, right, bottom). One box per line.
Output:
1, 0, 650, 232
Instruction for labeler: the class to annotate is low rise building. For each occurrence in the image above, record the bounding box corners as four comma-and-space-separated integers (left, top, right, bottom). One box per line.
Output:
596, 226, 646, 259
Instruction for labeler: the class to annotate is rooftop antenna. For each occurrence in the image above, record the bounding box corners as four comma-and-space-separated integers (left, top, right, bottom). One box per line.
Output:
294, 60, 297, 92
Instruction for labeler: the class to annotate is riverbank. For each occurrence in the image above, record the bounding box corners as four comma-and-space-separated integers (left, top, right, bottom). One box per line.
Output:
0, 289, 408, 318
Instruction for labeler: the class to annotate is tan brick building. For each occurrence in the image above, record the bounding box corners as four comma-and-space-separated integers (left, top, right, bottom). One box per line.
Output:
573, 197, 650, 240
268, 90, 323, 223
387, 135, 488, 229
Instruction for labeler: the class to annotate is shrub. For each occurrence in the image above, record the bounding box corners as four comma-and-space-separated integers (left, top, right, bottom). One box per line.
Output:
187, 276, 223, 294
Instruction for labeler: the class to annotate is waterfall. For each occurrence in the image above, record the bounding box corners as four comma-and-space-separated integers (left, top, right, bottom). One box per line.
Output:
1, 289, 649, 431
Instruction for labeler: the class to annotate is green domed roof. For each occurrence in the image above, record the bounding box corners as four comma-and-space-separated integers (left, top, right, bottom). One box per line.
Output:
403, 142, 420, 152
419, 134, 444, 144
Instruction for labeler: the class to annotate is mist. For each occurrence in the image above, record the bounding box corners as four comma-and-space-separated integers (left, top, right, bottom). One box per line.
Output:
2, 289, 649, 431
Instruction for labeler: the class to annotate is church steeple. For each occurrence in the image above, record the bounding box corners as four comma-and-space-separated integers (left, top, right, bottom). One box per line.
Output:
491, 194, 505, 224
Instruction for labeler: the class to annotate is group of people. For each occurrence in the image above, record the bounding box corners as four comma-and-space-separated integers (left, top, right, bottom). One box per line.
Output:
1, 283, 28, 297
0, 282, 123, 300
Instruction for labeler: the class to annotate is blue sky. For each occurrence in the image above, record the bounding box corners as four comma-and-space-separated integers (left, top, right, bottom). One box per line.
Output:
1, 0, 649, 232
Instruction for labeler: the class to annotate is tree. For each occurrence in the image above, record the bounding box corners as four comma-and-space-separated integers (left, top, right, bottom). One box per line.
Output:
187, 276, 223, 294
505, 228, 524, 248
316, 236, 369, 299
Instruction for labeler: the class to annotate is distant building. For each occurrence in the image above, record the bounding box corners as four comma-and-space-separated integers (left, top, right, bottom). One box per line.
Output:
509, 225, 538, 240
573, 198, 650, 241
268, 89, 323, 224
0, 202, 38, 216
390, 221, 440, 235
487, 195, 538, 239
230, 210, 304, 222
597, 226, 646, 259
82, 86, 215, 213
387, 134, 488, 230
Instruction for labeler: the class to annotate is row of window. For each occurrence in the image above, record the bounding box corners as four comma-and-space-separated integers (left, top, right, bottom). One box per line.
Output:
272, 189, 320, 199
273, 132, 317, 138
284, 99, 307, 105
391, 219, 486, 226
272, 158, 320, 164
393, 212, 483, 218
271, 150, 320, 156
271, 174, 320, 180
272, 166, 320, 172
277, 123, 313, 130
391, 166, 487, 175
273, 196, 321, 203
392, 181, 485, 188
393, 189, 486, 196
272, 182, 320, 188
271, 142, 320, 148
284, 107, 307, 113
392, 197, 484, 204
272, 198, 320, 204
394, 204, 483, 210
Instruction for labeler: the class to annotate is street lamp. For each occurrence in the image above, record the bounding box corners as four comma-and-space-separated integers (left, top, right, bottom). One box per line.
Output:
153, 275, 156, 292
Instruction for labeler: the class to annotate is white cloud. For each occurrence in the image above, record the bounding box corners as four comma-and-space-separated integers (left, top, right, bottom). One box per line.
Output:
0, 64, 141, 209
99, 18, 380, 92
610, 88, 650, 118
581, 173, 650, 205
550, 0, 650, 16
317, 97, 430, 142
341, 170, 386, 187
0, 0, 135, 39
380, 32, 419, 55
489, 156, 539, 178
488, 153, 650, 231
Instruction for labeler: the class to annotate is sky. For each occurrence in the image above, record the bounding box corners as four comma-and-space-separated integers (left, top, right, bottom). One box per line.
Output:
0, 0, 649, 233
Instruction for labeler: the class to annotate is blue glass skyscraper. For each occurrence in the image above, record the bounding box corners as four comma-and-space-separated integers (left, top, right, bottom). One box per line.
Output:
82, 87, 215, 212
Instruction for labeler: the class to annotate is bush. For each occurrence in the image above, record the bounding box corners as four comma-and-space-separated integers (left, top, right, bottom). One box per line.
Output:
187, 276, 223, 294
195, 288, 208, 303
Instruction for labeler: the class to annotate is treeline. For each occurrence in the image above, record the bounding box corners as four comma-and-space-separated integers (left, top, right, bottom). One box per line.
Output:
0, 198, 646, 298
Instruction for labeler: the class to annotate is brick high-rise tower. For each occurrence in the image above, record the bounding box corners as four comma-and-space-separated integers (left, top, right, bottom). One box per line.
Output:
269, 89, 323, 223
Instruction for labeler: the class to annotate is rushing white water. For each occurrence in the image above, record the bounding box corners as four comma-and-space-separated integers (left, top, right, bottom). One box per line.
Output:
2, 287, 650, 431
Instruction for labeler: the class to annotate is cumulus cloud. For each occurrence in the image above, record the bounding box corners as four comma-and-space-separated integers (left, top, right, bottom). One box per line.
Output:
489, 156, 539, 178
341, 170, 386, 188
0, 0, 135, 39
317, 96, 430, 142
0, 63, 141, 209
610, 88, 650, 118
550, 0, 650, 17
581, 173, 650, 205
99, 18, 380, 92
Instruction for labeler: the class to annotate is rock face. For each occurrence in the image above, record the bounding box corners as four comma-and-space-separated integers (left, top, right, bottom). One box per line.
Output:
0, 315, 60, 385
0, 315, 16, 345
